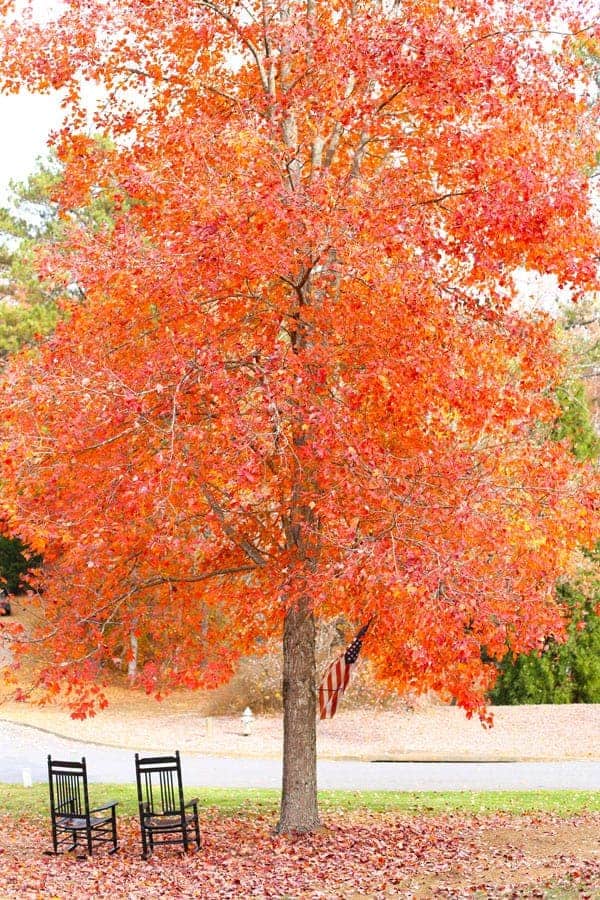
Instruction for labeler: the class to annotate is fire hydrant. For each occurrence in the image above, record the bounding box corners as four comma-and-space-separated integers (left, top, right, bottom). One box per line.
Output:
241, 707, 254, 736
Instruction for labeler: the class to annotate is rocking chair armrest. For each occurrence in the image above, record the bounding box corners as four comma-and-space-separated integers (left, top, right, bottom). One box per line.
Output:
184, 798, 199, 809
90, 800, 119, 813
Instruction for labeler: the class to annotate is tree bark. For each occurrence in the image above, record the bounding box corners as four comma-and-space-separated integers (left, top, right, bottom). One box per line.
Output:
276, 595, 320, 833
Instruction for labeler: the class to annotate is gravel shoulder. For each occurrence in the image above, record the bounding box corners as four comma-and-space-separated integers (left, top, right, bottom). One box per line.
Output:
1, 698, 598, 761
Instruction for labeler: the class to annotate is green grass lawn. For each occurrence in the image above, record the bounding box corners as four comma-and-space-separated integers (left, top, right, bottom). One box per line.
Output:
1, 783, 598, 819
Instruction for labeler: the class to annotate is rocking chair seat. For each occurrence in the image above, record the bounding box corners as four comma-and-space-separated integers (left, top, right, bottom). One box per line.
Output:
144, 811, 197, 831
56, 813, 114, 830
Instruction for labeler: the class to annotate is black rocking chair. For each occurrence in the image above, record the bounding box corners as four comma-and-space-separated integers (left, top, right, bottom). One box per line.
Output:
135, 751, 201, 859
47, 756, 118, 857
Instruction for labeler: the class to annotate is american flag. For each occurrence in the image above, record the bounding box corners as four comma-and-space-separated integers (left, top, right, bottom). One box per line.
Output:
318, 620, 372, 720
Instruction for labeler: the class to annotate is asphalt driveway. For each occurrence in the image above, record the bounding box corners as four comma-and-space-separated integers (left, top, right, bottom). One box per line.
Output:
2, 720, 600, 791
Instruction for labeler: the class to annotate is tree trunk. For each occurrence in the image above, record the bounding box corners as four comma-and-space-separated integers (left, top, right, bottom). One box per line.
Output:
127, 630, 138, 681
276, 595, 320, 833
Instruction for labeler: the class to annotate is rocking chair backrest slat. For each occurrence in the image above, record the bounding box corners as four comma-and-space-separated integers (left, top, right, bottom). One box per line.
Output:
135, 752, 184, 816
144, 770, 154, 814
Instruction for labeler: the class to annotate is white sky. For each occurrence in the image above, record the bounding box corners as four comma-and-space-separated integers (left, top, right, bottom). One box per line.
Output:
0, 91, 63, 199
0, 0, 65, 198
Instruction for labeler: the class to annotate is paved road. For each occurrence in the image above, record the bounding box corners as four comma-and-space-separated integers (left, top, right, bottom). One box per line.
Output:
2, 720, 599, 791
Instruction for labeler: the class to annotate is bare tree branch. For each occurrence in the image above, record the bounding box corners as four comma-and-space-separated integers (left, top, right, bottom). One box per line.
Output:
201, 481, 268, 566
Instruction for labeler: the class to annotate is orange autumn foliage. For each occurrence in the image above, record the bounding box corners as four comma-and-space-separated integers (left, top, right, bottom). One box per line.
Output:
0, 0, 598, 721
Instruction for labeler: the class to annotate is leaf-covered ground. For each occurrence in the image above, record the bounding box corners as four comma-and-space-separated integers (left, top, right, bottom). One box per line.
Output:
0, 811, 598, 898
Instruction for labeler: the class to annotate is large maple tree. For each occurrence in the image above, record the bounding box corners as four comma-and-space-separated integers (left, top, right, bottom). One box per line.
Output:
0, 0, 598, 831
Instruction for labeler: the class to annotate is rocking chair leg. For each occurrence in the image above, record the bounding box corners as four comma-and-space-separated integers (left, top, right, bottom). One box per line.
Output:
50, 822, 58, 855
110, 807, 119, 853
140, 826, 150, 860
